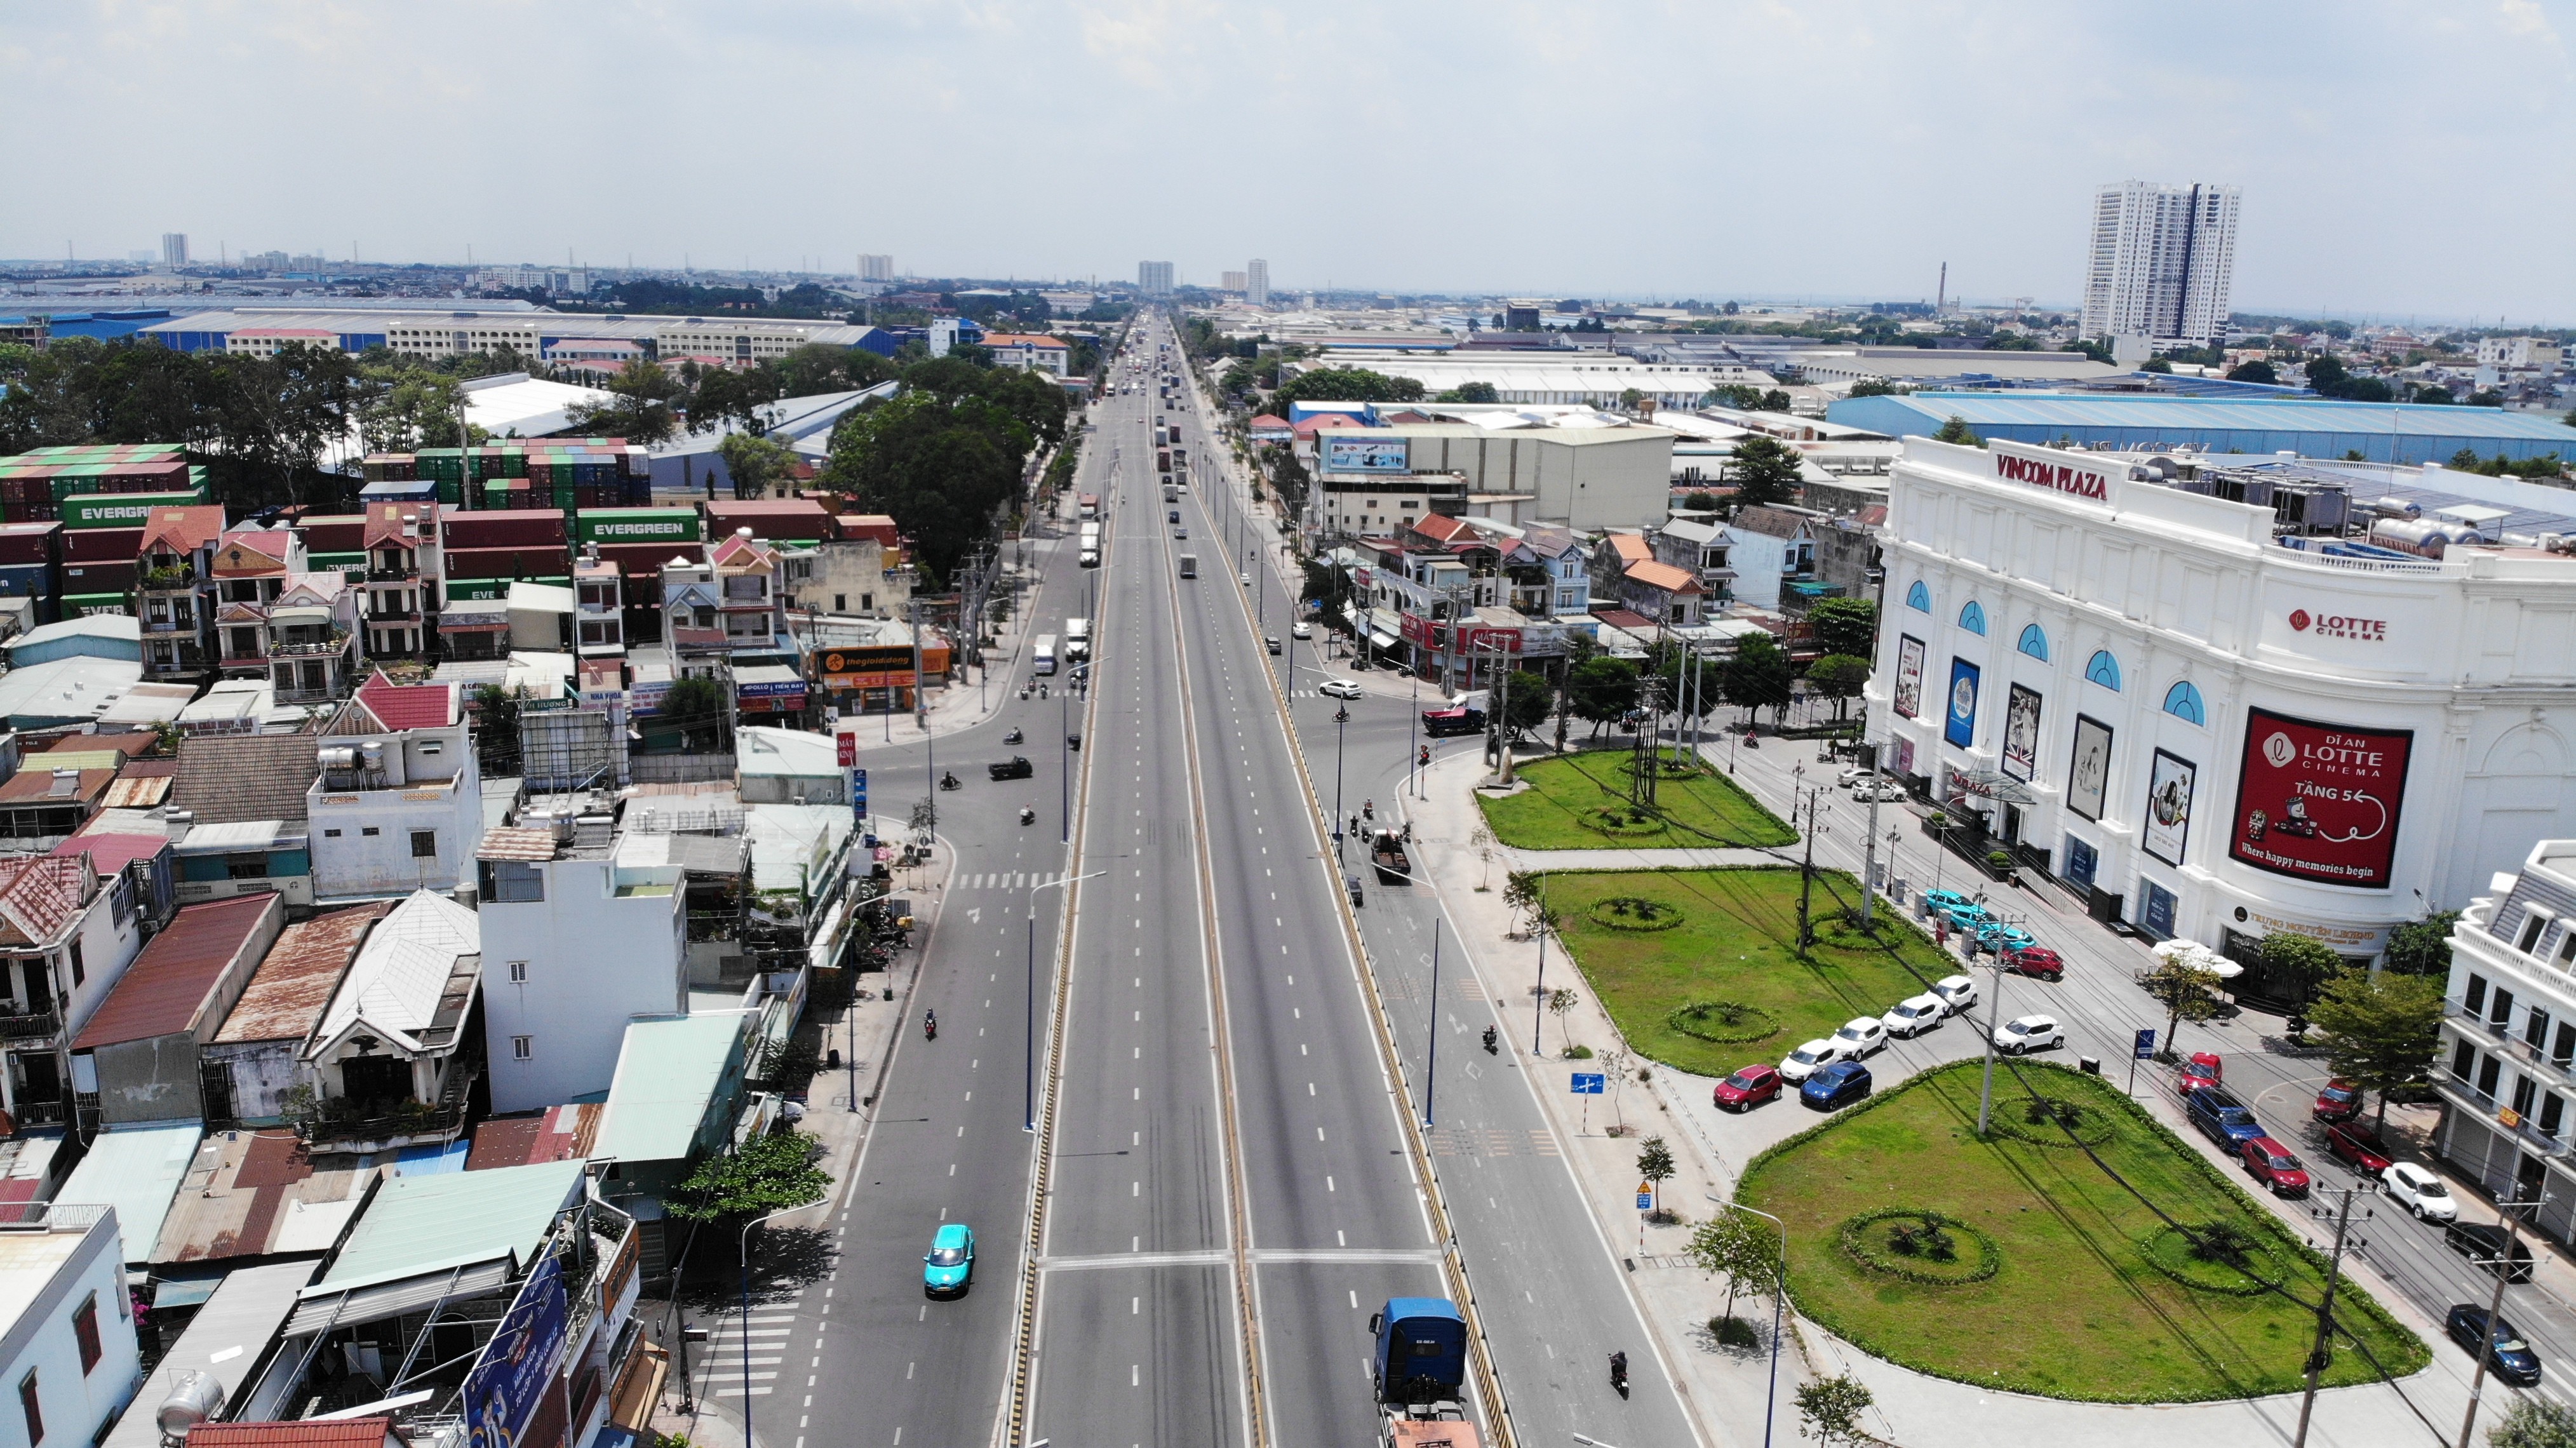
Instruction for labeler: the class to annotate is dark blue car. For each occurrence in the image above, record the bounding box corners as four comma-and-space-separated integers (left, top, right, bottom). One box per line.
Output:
1801, 1060, 1872, 1111
2447, 1303, 2542, 1386
2185, 1087, 2267, 1148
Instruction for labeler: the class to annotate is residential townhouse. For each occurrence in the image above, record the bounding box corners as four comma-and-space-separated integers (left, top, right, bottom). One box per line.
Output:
210, 528, 365, 703
1721, 504, 1821, 613
68, 893, 283, 1132
2438, 838, 2576, 1245
1647, 517, 1737, 609
0, 854, 145, 1129
356, 501, 439, 659
307, 675, 483, 905
0, 1205, 142, 1448
133, 506, 225, 678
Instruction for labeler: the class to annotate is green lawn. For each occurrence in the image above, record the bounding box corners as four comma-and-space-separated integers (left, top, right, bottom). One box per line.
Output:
1545, 868, 1949, 1073
1479, 751, 1795, 850
1738, 1061, 2428, 1403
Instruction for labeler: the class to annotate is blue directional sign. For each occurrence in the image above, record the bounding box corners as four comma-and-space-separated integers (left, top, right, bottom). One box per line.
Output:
2133, 1028, 2157, 1060
1571, 1072, 1606, 1095
1635, 1186, 1654, 1210
850, 768, 868, 824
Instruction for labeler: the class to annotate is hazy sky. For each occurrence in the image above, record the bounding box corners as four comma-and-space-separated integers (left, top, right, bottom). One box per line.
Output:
8, 1, 2571, 322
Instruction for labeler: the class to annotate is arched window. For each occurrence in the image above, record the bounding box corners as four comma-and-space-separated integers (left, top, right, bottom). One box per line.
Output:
2016, 624, 2049, 662
2163, 680, 2206, 726
1905, 580, 1931, 613
2086, 650, 2122, 692
1958, 600, 1987, 636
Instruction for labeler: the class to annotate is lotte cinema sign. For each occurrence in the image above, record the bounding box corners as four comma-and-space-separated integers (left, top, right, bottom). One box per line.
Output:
2227, 708, 2413, 889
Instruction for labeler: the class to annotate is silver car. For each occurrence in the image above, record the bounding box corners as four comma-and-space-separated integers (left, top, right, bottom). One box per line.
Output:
1930, 974, 1980, 1016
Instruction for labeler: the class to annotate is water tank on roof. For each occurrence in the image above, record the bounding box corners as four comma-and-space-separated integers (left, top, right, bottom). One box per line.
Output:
156, 1369, 225, 1442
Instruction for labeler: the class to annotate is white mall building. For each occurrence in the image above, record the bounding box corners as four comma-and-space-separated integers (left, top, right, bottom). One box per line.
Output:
1866, 438, 2576, 1005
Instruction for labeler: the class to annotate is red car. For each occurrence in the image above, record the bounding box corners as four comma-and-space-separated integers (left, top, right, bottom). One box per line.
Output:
2314, 1079, 2363, 1122
2324, 1120, 2394, 1174
1714, 1064, 1783, 1112
2240, 1136, 2312, 1197
2178, 1052, 2224, 1095
2002, 946, 2065, 980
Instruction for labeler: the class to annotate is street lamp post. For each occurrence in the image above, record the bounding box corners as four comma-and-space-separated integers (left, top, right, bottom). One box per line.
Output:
1531, 874, 1550, 1055
1971, 895, 2021, 1136
1028, 871, 1106, 1131
1059, 687, 1070, 843
737, 1197, 826, 1429
1332, 706, 1350, 859
1707, 1197, 1791, 1448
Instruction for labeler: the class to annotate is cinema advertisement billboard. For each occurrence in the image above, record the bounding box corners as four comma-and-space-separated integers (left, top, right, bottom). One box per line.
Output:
2227, 709, 2413, 890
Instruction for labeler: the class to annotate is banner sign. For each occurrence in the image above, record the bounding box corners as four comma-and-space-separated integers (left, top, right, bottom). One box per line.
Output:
2002, 684, 2042, 781
2144, 749, 2197, 867
850, 767, 868, 824
1892, 634, 1925, 720
2067, 715, 2113, 822
1322, 436, 1411, 474
2227, 709, 2413, 889
1943, 658, 1980, 750
464, 1249, 568, 1448
1987, 439, 2117, 506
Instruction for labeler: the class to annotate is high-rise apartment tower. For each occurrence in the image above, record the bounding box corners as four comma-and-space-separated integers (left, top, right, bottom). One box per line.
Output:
2080, 181, 2240, 349
1247, 258, 1270, 307
161, 233, 189, 268
1138, 261, 1174, 296
858, 253, 894, 282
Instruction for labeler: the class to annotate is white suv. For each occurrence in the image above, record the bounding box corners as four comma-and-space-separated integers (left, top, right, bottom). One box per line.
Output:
1832, 1016, 1889, 1058
1779, 1038, 1849, 1083
1992, 1014, 2063, 1054
1882, 995, 1947, 1039
2384, 1162, 2459, 1221
1930, 975, 1980, 1016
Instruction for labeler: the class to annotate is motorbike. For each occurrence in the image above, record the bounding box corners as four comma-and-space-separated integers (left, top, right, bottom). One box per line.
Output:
1019, 807, 1037, 826
1743, 734, 1761, 749
1609, 1351, 1628, 1397
923, 1012, 938, 1042
1019, 686, 1031, 701
939, 772, 960, 791
1482, 1026, 1499, 1055
1004, 728, 1023, 746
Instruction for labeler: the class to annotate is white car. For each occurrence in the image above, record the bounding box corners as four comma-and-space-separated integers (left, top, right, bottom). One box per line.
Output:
2384, 1162, 2459, 1221
1291, 622, 1313, 640
1849, 781, 1907, 803
1318, 678, 1364, 701
1992, 1014, 2063, 1054
1929, 975, 1980, 1016
1882, 995, 1947, 1039
1832, 1016, 1889, 1058
1835, 766, 1873, 788
1778, 1038, 1849, 1083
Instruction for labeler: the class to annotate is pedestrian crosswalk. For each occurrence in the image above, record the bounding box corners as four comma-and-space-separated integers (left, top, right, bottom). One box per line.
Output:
955, 871, 1071, 892
689, 1312, 796, 1398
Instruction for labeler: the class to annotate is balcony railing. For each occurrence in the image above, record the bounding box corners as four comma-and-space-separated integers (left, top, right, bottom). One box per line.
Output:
295, 1099, 467, 1151
2444, 998, 2576, 1083
140, 568, 197, 591
2432, 1062, 2573, 1158
366, 567, 417, 583
271, 631, 351, 657
140, 616, 196, 635
0, 1009, 61, 1043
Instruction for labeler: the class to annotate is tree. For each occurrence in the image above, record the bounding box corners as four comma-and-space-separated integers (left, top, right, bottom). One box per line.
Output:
2142, 956, 2225, 1054
1502, 871, 1543, 937
1807, 654, 1870, 721
567, 359, 684, 444
716, 432, 801, 499
1547, 987, 1578, 1055
817, 389, 1030, 588
1722, 633, 1794, 725
1931, 414, 1983, 446
1433, 380, 1499, 404
1686, 1210, 1778, 1334
2225, 359, 2279, 385
1636, 1136, 1675, 1212
666, 1129, 833, 1239
1846, 378, 1900, 398
1726, 435, 1803, 510
660, 675, 732, 751
1503, 669, 1555, 737
1618, 387, 1647, 411
1759, 388, 1792, 412
2491, 1397, 2576, 1448
1806, 597, 1878, 660
2307, 966, 2444, 1132
2260, 932, 2343, 1008
1268, 366, 1424, 413
1680, 490, 1719, 512
2140, 358, 2174, 374
2385, 911, 2459, 977
1564, 657, 1641, 737
1795, 1374, 1875, 1448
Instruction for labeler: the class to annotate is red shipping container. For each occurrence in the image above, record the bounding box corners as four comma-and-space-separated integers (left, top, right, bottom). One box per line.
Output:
61, 560, 136, 593
593, 541, 705, 579
296, 514, 367, 553
0, 524, 60, 567
61, 527, 145, 563
444, 545, 570, 581
443, 510, 568, 551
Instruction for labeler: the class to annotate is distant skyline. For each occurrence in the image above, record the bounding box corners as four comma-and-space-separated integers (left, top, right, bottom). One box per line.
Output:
6, 2, 2572, 325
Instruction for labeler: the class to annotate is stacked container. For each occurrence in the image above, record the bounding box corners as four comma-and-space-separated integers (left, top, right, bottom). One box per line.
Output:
0, 444, 201, 523
0, 523, 64, 624
60, 523, 139, 615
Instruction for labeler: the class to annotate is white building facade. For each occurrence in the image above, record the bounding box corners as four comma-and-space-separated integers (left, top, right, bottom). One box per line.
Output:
2436, 840, 2576, 1243
477, 824, 686, 1114
307, 679, 483, 904
2080, 179, 2241, 350
0, 1205, 140, 1448
1867, 438, 2576, 1003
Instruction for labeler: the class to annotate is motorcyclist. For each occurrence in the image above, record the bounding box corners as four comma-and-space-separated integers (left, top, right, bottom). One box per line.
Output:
1482, 1025, 1499, 1054
923, 1010, 937, 1040
1608, 1350, 1628, 1392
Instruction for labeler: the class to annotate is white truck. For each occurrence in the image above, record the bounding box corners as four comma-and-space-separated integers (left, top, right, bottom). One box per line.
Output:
1064, 617, 1091, 661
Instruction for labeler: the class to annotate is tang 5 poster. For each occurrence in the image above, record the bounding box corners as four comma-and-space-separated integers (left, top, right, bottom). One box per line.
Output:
2227, 709, 2413, 888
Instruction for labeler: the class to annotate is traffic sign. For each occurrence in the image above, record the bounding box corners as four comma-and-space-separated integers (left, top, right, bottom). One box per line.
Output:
1571, 1072, 1606, 1094
1635, 1182, 1654, 1210
2133, 1028, 2157, 1060
850, 767, 869, 824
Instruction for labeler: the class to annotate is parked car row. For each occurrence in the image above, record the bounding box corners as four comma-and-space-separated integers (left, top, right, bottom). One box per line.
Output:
1917, 889, 2063, 978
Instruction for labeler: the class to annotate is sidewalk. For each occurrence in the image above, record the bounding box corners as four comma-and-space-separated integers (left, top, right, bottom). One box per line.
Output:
1399, 744, 2491, 1448
643, 840, 955, 1448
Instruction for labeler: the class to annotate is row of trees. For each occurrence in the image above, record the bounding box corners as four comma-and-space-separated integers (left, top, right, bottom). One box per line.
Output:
814, 355, 1068, 588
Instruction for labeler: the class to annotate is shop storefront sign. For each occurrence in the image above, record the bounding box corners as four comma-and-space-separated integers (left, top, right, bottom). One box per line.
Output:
2227, 709, 2413, 890
1893, 635, 1925, 720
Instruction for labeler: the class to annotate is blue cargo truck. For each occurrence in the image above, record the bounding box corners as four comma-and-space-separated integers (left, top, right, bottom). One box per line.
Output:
1371, 1297, 1481, 1445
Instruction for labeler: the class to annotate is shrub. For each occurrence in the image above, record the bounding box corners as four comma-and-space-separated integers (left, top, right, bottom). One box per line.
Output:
1665, 1000, 1780, 1045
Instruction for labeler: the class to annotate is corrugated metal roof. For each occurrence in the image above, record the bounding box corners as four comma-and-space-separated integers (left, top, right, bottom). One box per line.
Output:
476, 826, 558, 861
102, 1261, 319, 1448
466, 1103, 601, 1170
1837, 391, 2576, 441
74, 895, 280, 1049
314, 1158, 583, 1287
0, 855, 88, 947
215, 902, 390, 1045
55, 830, 169, 878
101, 775, 171, 809
56, 1121, 202, 1264
593, 1013, 751, 1165
311, 890, 478, 1054
151, 1128, 373, 1265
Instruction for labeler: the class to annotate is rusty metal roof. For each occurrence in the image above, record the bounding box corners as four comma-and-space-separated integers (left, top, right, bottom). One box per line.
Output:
213, 902, 391, 1045
0, 855, 89, 946
100, 775, 171, 810
73, 894, 280, 1050
475, 826, 557, 862
149, 1127, 374, 1265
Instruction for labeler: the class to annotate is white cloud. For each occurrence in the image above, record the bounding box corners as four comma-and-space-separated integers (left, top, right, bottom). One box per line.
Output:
2, 0, 2569, 320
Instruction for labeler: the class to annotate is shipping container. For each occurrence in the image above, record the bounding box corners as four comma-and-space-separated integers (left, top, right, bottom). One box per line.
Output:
60, 592, 132, 618
577, 509, 703, 546
293, 514, 367, 554
60, 561, 136, 593
0, 524, 61, 568
443, 510, 568, 551
0, 563, 56, 598
61, 528, 145, 563
305, 551, 368, 575
360, 479, 438, 506
361, 453, 417, 482
444, 545, 571, 581
58, 490, 209, 530
593, 540, 706, 578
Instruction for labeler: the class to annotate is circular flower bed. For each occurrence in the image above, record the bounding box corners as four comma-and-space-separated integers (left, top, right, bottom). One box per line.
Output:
2137, 1223, 2284, 1297
1980, 1094, 2116, 1150
1578, 806, 1668, 838
1588, 895, 1686, 931
1618, 756, 1708, 781
1665, 1000, 1779, 1045
1837, 1208, 2002, 1286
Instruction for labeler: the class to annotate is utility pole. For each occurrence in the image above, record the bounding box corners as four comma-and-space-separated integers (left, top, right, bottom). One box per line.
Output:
1860, 742, 1882, 930
1794, 776, 1820, 952
2291, 1183, 2377, 1448
2457, 1193, 2546, 1448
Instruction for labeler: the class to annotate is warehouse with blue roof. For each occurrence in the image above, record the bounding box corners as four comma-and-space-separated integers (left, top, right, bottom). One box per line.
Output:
1827, 391, 2576, 465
